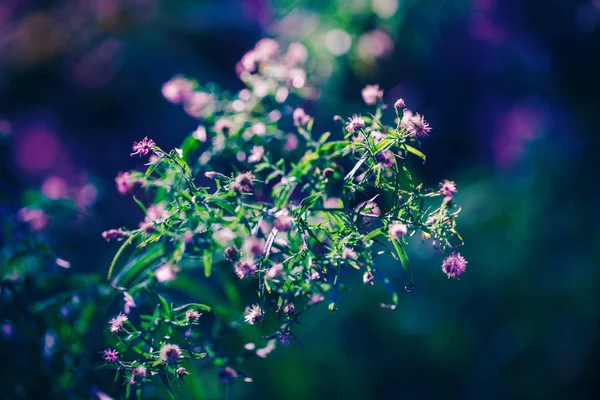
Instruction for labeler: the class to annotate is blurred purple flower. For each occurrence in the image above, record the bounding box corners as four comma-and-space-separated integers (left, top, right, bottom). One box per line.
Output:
244, 304, 263, 325
442, 253, 467, 279
235, 259, 257, 279
103, 348, 119, 363
131, 137, 155, 157
345, 114, 365, 133
108, 313, 127, 333
162, 76, 194, 104
361, 84, 384, 105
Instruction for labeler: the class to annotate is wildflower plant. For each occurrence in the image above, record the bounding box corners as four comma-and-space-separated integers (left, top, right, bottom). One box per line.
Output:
102, 38, 466, 397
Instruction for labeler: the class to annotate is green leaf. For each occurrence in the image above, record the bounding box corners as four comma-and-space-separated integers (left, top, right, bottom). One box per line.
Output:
160, 374, 177, 400
203, 249, 212, 277
158, 294, 172, 321
390, 237, 413, 286
403, 144, 426, 161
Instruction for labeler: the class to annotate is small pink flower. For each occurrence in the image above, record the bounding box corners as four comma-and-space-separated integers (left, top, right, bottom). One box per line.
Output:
130, 366, 147, 384
155, 263, 177, 282
285, 42, 308, 65
108, 313, 128, 333
244, 304, 263, 325
18, 208, 48, 231
439, 180, 457, 198
389, 223, 408, 239
123, 291, 136, 314
251, 123, 267, 135
401, 111, 431, 137
186, 309, 201, 322
102, 228, 126, 242
345, 114, 365, 133
131, 137, 155, 157
284, 133, 299, 151
255, 340, 276, 358
214, 118, 234, 134
219, 366, 238, 384
254, 38, 279, 62
235, 259, 257, 279
394, 98, 406, 110
193, 125, 207, 142
293, 108, 311, 126
41, 176, 67, 200
342, 247, 356, 260
103, 348, 119, 362
375, 150, 395, 168
231, 171, 255, 194
248, 146, 264, 163
115, 172, 133, 195
176, 367, 190, 376
266, 263, 283, 279
160, 343, 182, 362
442, 253, 467, 279
363, 271, 374, 285
224, 246, 239, 261
273, 209, 293, 231
361, 84, 384, 105
311, 293, 324, 304
162, 76, 194, 104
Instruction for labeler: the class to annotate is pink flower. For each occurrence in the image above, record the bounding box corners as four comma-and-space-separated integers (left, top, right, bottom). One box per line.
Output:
375, 150, 395, 168
231, 171, 255, 194
345, 114, 365, 133
361, 84, 384, 105
248, 146, 264, 163
193, 125, 207, 142
160, 343, 182, 362
155, 263, 177, 282
342, 247, 356, 260
224, 246, 239, 261
186, 309, 201, 322
394, 98, 406, 110
108, 313, 128, 333
115, 172, 133, 195
244, 304, 263, 325
102, 228, 126, 242
311, 293, 324, 304
389, 223, 408, 239
218, 366, 238, 384
266, 263, 283, 279
123, 291, 136, 314
255, 340, 276, 358
363, 271, 374, 285
254, 38, 280, 62
285, 42, 308, 65
18, 208, 48, 231
130, 366, 147, 384
184, 92, 211, 118
103, 348, 119, 362
441, 253, 467, 279
402, 112, 431, 137
293, 108, 311, 126
235, 259, 257, 279
176, 367, 190, 376
131, 137, 155, 157
162, 76, 194, 104
439, 180, 457, 198
273, 209, 293, 231
251, 123, 267, 135
243, 237, 264, 256
41, 176, 67, 199
284, 133, 299, 151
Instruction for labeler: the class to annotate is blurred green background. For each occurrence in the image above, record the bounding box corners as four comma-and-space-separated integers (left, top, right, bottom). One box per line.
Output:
1, 0, 599, 399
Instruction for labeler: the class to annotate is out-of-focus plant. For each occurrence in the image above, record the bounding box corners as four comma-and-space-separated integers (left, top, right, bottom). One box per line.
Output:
101, 38, 466, 398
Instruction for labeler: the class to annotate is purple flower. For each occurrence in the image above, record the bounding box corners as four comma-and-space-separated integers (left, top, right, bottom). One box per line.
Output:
277, 330, 291, 346
439, 180, 457, 198
243, 237, 264, 257
108, 313, 128, 333
231, 171, 255, 194
394, 98, 406, 110
403, 112, 431, 138
283, 303, 295, 316
244, 304, 263, 325
293, 108, 311, 126
155, 263, 177, 282
375, 150, 395, 168
266, 263, 283, 279
441, 253, 467, 279
345, 114, 365, 133
248, 146, 264, 163
115, 172, 133, 195
311, 293, 324, 304
274, 209, 293, 231
224, 246, 239, 261
160, 343, 182, 362
176, 367, 190, 376
123, 291, 136, 314
361, 84, 384, 105
235, 259, 257, 279
103, 348, 119, 363
102, 228, 126, 242
363, 271, 374, 285
389, 223, 408, 239
130, 366, 147, 384
131, 137, 156, 157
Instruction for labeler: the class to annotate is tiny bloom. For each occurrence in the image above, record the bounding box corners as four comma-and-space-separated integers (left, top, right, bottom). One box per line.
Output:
277, 330, 291, 346
342, 247, 356, 260
311, 293, 324, 304
441, 253, 467, 279
370, 130, 386, 143
323, 167, 334, 178
214, 119, 234, 134
103, 348, 119, 363
224, 246, 240, 261
186, 309, 202, 322
363, 271, 375, 285
162, 76, 194, 104
155, 263, 177, 282
204, 171, 217, 179
131, 137, 156, 157
254, 38, 280, 62
235, 259, 257, 279
310, 269, 320, 280
361, 84, 384, 105
231, 171, 255, 194
439, 180, 458, 198
115, 172, 133, 195
243, 237, 264, 257
248, 146, 264, 163
394, 98, 406, 110
244, 343, 256, 351
283, 303, 295, 315
255, 340, 276, 358
175, 148, 183, 158
123, 291, 136, 314
193, 125, 207, 142
293, 108, 311, 126
251, 123, 267, 135
266, 263, 283, 279
400, 109, 414, 130
244, 304, 263, 325
176, 367, 190, 376
375, 150, 395, 168
108, 313, 128, 333
18, 208, 48, 231
184, 231, 193, 243
407, 113, 432, 137
345, 114, 365, 133
130, 366, 147, 384
273, 209, 293, 231
160, 343, 182, 362
284, 133, 299, 151
389, 223, 408, 239
102, 228, 126, 242
218, 366, 238, 384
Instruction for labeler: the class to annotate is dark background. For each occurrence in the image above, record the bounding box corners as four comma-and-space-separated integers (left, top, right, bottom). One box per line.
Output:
1, 0, 599, 398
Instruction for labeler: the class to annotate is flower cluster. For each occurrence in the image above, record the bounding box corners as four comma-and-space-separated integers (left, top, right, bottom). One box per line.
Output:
101, 38, 467, 397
